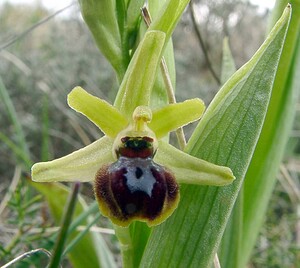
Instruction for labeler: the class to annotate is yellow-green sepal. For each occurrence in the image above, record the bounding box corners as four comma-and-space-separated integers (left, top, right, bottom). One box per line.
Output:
155, 141, 235, 186
68, 87, 128, 138
31, 137, 114, 182
114, 30, 166, 117
149, 98, 205, 139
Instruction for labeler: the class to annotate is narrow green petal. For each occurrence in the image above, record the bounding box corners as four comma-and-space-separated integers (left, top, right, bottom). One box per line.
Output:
68, 87, 128, 138
155, 141, 235, 186
149, 99, 205, 139
31, 137, 114, 182
114, 30, 166, 117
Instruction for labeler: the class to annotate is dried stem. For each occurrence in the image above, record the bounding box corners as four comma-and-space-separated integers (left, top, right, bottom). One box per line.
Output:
0, 2, 75, 52
1, 248, 53, 268
189, 0, 220, 85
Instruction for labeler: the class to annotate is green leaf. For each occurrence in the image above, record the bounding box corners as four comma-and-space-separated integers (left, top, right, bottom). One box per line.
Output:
68, 87, 128, 138
218, 36, 240, 268
30, 182, 116, 268
78, 0, 125, 80
139, 6, 291, 268
240, 2, 300, 266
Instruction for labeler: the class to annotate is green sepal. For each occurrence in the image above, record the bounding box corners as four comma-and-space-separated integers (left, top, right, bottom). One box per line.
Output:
31, 137, 114, 182
68, 87, 128, 138
149, 98, 205, 139
155, 141, 235, 186
114, 30, 166, 117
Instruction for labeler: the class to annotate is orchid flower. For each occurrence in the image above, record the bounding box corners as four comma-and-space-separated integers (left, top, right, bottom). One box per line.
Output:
31, 30, 235, 227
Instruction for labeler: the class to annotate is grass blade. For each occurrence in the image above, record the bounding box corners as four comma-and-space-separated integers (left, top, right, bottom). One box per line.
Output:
30, 182, 116, 268
48, 183, 80, 268
240, 1, 300, 266
0, 76, 30, 159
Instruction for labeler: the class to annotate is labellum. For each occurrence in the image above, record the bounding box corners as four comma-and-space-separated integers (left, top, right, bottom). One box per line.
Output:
94, 107, 180, 227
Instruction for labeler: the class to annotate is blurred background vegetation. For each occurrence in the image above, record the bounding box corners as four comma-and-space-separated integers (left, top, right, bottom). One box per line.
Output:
0, 0, 299, 267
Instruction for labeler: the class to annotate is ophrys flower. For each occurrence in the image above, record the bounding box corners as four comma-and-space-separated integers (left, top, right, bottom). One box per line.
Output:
31, 31, 235, 227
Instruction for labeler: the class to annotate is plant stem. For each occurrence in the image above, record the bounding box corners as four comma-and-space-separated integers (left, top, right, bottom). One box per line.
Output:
114, 225, 133, 268
47, 182, 80, 268
0, 3, 75, 52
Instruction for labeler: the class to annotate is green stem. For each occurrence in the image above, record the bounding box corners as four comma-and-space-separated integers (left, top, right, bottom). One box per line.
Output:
47, 183, 80, 268
114, 225, 133, 268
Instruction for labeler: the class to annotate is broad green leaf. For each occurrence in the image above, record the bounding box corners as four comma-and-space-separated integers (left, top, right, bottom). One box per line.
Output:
114, 30, 166, 118
218, 35, 244, 268
68, 87, 128, 138
240, 1, 300, 267
140, 6, 291, 268
149, 99, 205, 139
30, 182, 116, 268
31, 137, 114, 182
218, 37, 243, 268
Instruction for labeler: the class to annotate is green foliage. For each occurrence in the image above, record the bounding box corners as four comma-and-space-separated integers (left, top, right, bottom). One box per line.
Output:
140, 6, 291, 267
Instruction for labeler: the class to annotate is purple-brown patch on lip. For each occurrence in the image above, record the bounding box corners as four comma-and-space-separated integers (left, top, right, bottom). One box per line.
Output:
94, 156, 179, 226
